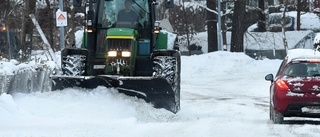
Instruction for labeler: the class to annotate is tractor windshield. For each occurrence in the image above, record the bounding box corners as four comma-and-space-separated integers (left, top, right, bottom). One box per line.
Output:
97, 0, 150, 29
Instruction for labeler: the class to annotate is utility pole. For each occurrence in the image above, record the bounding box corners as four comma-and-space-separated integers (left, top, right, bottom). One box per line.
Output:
59, 0, 65, 49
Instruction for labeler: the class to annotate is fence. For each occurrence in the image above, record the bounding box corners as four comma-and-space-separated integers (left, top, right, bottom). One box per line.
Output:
0, 70, 51, 95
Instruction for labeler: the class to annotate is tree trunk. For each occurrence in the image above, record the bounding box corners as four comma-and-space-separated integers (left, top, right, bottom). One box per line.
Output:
44, 0, 54, 48
282, 0, 288, 53
268, 0, 275, 5
207, 0, 217, 52
258, 0, 266, 32
65, 0, 76, 48
222, 15, 227, 51
21, 0, 37, 58
297, 0, 301, 30
230, 0, 246, 52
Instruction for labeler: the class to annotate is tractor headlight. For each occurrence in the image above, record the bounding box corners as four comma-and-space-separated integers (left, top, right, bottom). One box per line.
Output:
122, 51, 131, 57
108, 51, 117, 57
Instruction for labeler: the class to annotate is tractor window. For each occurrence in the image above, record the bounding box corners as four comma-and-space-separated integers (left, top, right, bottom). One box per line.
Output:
97, 0, 150, 29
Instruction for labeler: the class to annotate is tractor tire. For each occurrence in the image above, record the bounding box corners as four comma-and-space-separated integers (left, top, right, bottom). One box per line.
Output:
61, 55, 86, 76
153, 54, 181, 113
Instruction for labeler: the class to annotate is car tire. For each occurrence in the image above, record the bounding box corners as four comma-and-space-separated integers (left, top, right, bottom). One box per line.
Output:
269, 104, 273, 120
272, 109, 284, 124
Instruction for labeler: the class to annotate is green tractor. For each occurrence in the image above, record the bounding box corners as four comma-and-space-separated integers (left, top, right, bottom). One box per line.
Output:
51, 0, 181, 113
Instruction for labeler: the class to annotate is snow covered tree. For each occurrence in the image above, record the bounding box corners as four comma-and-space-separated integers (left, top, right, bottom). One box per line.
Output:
170, 1, 205, 51
0, 0, 24, 31
157, 1, 206, 53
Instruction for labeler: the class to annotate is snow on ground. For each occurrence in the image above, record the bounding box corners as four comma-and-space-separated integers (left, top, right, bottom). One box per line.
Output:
1, 50, 320, 137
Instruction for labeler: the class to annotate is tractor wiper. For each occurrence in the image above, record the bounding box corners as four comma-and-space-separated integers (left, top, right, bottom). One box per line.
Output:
131, 0, 149, 15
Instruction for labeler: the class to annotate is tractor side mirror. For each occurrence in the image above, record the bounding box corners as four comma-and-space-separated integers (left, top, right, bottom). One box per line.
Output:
166, 0, 174, 8
73, 0, 82, 7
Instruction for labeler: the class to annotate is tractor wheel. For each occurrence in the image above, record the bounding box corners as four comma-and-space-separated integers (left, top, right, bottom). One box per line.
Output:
61, 55, 86, 76
153, 55, 181, 113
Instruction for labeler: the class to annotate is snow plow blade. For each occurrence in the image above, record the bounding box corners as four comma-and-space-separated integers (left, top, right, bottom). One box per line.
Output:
51, 75, 179, 113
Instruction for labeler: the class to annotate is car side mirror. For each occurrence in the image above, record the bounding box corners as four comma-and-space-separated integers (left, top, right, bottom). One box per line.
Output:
265, 74, 274, 82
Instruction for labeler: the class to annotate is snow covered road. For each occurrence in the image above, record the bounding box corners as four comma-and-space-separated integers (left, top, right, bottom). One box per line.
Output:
1, 51, 320, 137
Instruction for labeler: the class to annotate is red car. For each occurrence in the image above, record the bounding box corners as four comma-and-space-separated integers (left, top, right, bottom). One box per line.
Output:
265, 49, 320, 124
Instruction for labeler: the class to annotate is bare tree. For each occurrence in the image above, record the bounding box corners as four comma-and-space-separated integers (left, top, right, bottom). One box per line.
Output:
164, 1, 206, 53
41, 0, 54, 48
0, 0, 23, 29
230, 0, 246, 52
157, 0, 171, 20
21, 0, 37, 58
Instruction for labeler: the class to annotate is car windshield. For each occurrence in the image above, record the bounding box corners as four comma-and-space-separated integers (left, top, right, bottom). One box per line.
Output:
283, 62, 320, 77
97, 0, 150, 28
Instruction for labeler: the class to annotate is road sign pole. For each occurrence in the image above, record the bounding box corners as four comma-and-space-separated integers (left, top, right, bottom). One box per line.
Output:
59, 0, 64, 49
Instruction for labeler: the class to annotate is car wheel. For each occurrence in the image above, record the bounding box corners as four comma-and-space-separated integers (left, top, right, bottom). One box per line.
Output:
269, 104, 273, 120
272, 110, 284, 124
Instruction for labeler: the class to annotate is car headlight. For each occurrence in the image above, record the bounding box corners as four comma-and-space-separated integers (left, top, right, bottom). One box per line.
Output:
108, 51, 117, 57
122, 51, 131, 57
